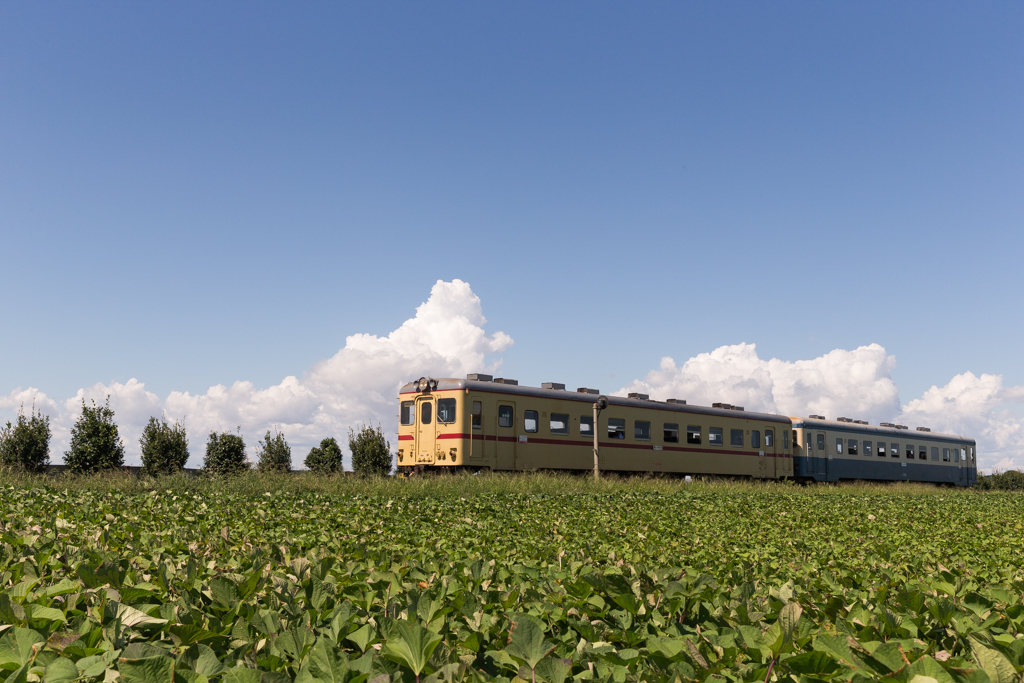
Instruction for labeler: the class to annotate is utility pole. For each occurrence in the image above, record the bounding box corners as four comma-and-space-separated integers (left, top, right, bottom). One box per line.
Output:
593, 395, 608, 480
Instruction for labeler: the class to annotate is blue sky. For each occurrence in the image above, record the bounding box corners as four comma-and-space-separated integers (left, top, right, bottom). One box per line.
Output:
1, 3, 1022, 466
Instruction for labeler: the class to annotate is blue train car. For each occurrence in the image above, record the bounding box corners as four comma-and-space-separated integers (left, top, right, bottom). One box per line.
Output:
792, 416, 976, 486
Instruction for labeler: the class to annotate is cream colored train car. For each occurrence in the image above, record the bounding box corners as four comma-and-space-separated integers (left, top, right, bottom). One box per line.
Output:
396, 375, 793, 478
791, 416, 977, 486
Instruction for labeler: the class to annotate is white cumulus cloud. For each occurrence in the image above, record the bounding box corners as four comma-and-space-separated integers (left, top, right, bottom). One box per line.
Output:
0, 279, 511, 468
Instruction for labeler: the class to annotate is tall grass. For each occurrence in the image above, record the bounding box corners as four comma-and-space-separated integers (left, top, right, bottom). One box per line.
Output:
0, 469, 996, 498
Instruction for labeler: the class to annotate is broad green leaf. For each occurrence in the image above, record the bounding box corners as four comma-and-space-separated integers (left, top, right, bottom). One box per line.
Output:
295, 638, 363, 683
380, 621, 443, 677
0, 627, 45, 667
122, 644, 172, 660
223, 669, 262, 683
907, 656, 954, 683
210, 578, 240, 609
5, 661, 30, 683
535, 657, 573, 683
27, 607, 66, 625
118, 656, 175, 683
783, 651, 839, 676
778, 602, 803, 646
345, 625, 374, 654
168, 625, 218, 647
973, 642, 1016, 683
812, 635, 859, 667
43, 580, 81, 598
868, 643, 907, 673
176, 645, 226, 677
111, 602, 167, 629
42, 657, 78, 683
506, 614, 555, 670
646, 637, 686, 662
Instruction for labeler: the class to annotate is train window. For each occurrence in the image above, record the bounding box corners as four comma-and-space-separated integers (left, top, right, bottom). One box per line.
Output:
817, 433, 825, 451
421, 402, 433, 424
550, 413, 569, 435
751, 430, 761, 448
472, 401, 482, 430
836, 438, 843, 454
664, 423, 679, 443
765, 429, 774, 447
437, 399, 457, 424
687, 425, 702, 444
906, 443, 914, 458
877, 441, 885, 457
608, 418, 626, 439
969, 447, 974, 461
635, 421, 651, 440
709, 427, 723, 446
400, 401, 415, 426
848, 439, 858, 455
524, 410, 538, 433
580, 416, 593, 436
953, 448, 960, 463
498, 405, 513, 428
863, 441, 872, 456
783, 430, 790, 449
891, 443, 899, 457
942, 447, 950, 461
730, 429, 744, 447
919, 445, 927, 460
930, 447, 939, 461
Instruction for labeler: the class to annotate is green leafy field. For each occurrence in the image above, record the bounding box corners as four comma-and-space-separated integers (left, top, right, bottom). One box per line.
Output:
1, 474, 1023, 683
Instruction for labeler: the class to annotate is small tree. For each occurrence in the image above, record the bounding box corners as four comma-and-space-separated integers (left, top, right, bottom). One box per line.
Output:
140, 416, 189, 476
64, 398, 125, 474
203, 431, 248, 475
256, 429, 291, 473
349, 423, 391, 477
0, 405, 52, 473
305, 437, 343, 475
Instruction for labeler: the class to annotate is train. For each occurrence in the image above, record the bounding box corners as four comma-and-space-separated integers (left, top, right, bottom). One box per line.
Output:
396, 374, 977, 486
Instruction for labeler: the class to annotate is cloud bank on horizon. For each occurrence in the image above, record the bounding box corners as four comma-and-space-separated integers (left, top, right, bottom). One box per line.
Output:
2, 279, 1022, 471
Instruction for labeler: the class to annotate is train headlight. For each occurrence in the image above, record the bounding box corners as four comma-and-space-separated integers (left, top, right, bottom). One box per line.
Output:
449, 448, 457, 462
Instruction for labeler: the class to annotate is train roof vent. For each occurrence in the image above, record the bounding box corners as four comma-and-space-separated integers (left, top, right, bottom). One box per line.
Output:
916, 426, 931, 432
627, 392, 650, 400
897, 424, 909, 430
666, 398, 686, 404
854, 420, 869, 425
836, 417, 852, 423
809, 414, 826, 420
467, 373, 493, 382
541, 382, 565, 391
492, 378, 518, 385
879, 422, 893, 427
733, 406, 745, 412
712, 402, 732, 409
577, 387, 599, 395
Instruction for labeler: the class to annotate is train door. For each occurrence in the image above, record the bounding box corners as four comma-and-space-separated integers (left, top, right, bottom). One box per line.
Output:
817, 432, 829, 480
495, 402, 516, 470
414, 396, 436, 465
764, 427, 777, 478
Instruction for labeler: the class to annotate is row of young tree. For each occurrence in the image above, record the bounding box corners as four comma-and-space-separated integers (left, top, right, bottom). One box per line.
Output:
0, 400, 392, 476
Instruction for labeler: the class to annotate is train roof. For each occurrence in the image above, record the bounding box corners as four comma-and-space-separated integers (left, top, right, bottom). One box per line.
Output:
790, 416, 974, 444
399, 377, 792, 424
